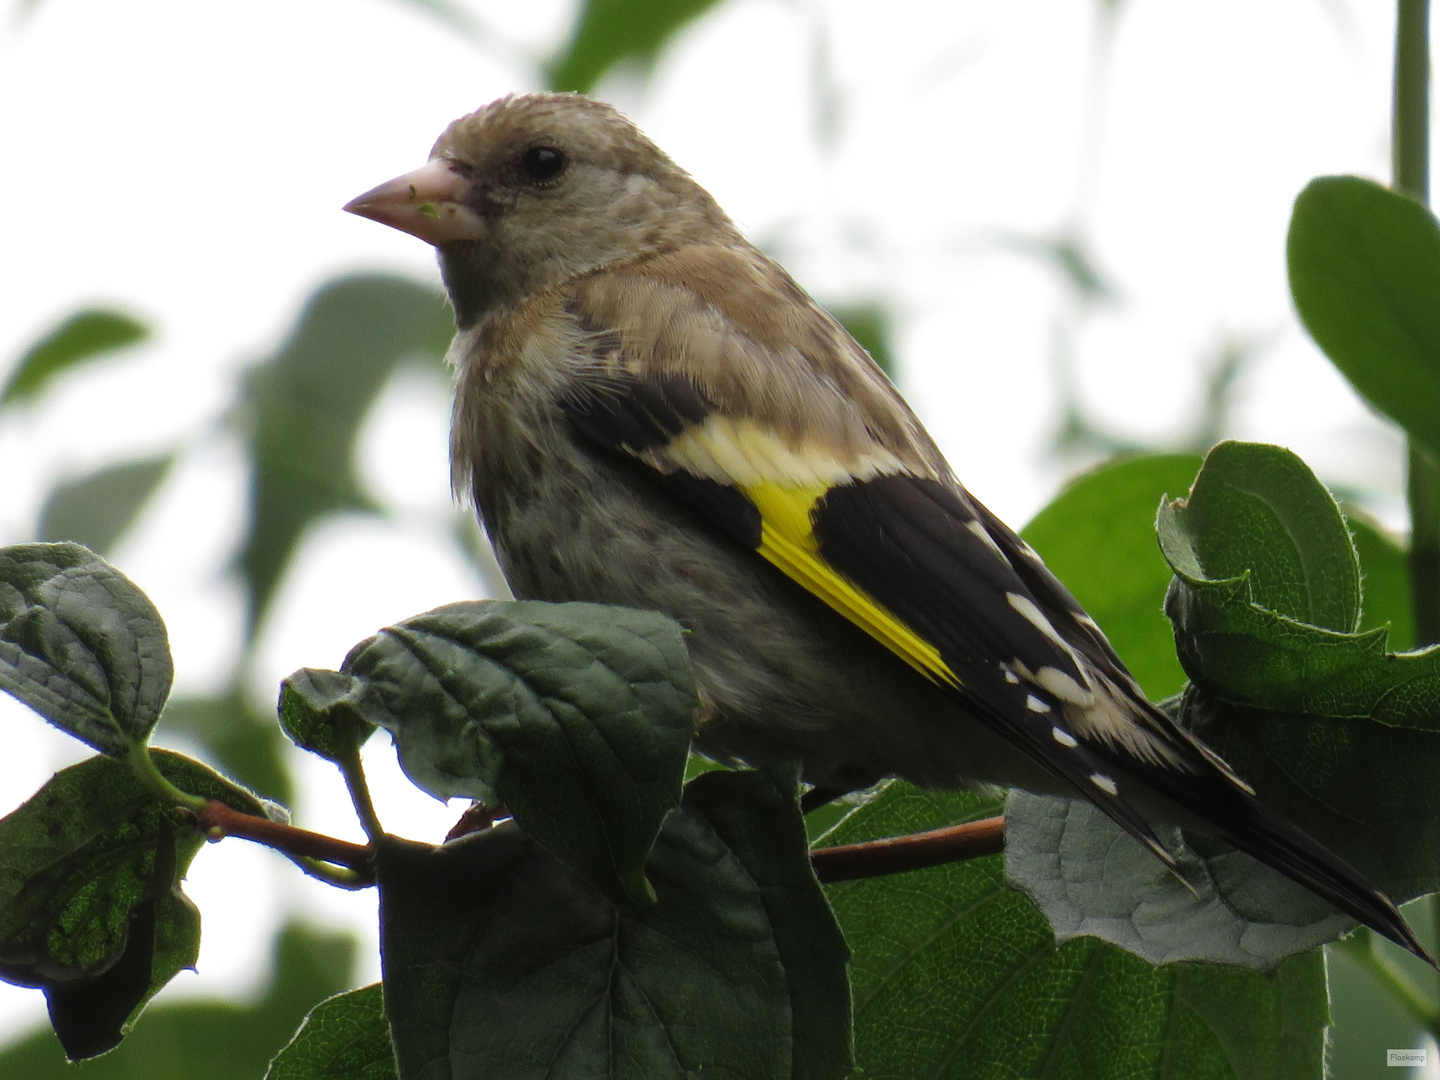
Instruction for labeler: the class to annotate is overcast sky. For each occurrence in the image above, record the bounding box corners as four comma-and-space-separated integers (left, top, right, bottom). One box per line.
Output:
0, 0, 1421, 1046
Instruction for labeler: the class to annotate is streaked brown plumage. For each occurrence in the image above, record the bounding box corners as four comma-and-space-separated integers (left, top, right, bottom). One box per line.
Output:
345, 91, 1430, 963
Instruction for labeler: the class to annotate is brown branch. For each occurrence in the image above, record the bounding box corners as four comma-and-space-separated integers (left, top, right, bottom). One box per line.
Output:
196, 799, 1005, 890
198, 799, 373, 871
810, 816, 1005, 883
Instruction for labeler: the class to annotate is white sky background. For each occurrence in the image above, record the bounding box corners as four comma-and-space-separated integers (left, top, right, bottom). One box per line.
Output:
0, 0, 1422, 1045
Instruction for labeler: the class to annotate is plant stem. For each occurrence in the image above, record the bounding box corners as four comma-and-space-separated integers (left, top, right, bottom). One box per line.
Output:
1395, 0, 1440, 646
128, 744, 207, 813
810, 816, 1005, 883
198, 798, 373, 873
338, 747, 385, 843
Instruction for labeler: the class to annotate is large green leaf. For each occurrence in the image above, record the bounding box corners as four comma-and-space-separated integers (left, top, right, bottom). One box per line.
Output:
2, 310, 150, 408
548, 0, 722, 92
0, 923, 358, 1079
1151, 442, 1440, 905
0, 544, 171, 755
0, 750, 266, 1059
1022, 454, 1202, 700
377, 769, 851, 1080
38, 455, 174, 558
238, 274, 453, 632
1348, 510, 1414, 650
293, 599, 696, 907
1287, 175, 1440, 458
266, 984, 398, 1080
818, 782, 1328, 1079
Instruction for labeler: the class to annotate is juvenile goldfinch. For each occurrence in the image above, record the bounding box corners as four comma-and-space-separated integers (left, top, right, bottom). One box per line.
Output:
347, 92, 1428, 962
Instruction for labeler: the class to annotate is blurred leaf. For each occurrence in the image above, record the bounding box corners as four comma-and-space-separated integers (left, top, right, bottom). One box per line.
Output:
266, 984, 397, 1080
1288, 175, 1440, 458
818, 782, 1328, 1078
0, 922, 357, 1079
238, 274, 453, 633
0, 750, 265, 1059
324, 599, 696, 906
39, 455, 174, 557
830, 302, 896, 381
1349, 509, 1414, 651
378, 769, 850, 1080
278, 670, 373, 766
0, 543, 171, 756
391, 0, 481, 40
159, 690, 294, 805
1022, 454, 1202, 700
1005, 789, 1353, 969
2, 309, 149, 408
548, 0, 722, 92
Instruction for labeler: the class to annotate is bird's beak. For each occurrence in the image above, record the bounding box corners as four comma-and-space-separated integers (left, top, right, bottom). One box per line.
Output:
343, 158, 486, 245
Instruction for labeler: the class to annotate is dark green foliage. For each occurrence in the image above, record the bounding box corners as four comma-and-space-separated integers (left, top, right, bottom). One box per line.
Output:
1349, 511, 1415, 650
1021, 453, 1203, 699
377, 769, 851, 1080
0, 543, 171, 755
1, 309, 149, 408
39, 455, 174, 557
819, 781, 1329, 1078
266, 984, 398, 1080
0, 751, 266, 1059
548, 0, 722, 92
238, 274, 453, 630
1288, 176, 1440, 458
0, 923, 358, 1080
278, 670, 374, 765
322, 599, 697, 906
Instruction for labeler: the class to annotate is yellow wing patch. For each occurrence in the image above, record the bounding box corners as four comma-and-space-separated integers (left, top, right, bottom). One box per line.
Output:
743, 480, 961, 689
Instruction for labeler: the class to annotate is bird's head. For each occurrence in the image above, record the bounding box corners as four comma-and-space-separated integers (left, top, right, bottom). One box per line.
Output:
345, 92, 738, 328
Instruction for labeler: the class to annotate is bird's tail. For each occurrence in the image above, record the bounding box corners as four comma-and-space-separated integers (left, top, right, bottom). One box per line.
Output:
1135, 758, 1435, 968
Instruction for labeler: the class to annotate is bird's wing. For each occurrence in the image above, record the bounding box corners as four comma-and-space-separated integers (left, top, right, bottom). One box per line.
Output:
546, 246, 1432, 965
553, 246, 1198, 865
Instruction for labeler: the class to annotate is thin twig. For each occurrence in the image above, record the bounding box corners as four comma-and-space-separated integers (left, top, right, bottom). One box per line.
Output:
810, 816, 1005, 883
338, 748, 385, 843
197, 799, 373, 872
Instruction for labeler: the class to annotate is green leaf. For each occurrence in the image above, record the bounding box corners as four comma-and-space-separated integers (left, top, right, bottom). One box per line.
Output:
1158, 441, 1360, 632
1005, 790, 1353, 969
1288, 175, 1440, 458
1022, 453, 1202, 700
0, 543, 172, 755
819, 782, 1328, 1078
278, 670, 374, 764
0, 750, 265, 1059
38, 454, 174, 557
1348, 509, 1414, 651
238, 274, 453, 632
2, 309, 150, 408
0, 922, 359, 1080
266, 984, 398, 1080
1157, 445, 1440, 722
334, 599, 696, 906
376, 769, 851, 1080
547, 0, 722, 92
1151, 442, 1440, 904
159, 690, 295, 805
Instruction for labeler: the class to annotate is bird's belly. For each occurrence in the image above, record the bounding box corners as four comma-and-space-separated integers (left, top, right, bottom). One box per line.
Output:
476, 439, 1064, 797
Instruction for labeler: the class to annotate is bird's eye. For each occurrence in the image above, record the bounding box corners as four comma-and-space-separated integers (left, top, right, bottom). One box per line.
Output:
520, 146, 566, 183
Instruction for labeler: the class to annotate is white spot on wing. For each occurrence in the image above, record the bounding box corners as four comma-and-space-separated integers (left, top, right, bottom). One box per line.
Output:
1037, 666, 1093, 704
1025, 694, 1051, 713
1003, 668, 1020, 684
1089, 773, 1118, 795
967, 519, 1007, 558
1052, 727, 1078, 747
1006, 594, 1091, 689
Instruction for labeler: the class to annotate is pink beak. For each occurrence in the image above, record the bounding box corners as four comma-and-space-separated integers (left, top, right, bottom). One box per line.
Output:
344, 158, 486, 245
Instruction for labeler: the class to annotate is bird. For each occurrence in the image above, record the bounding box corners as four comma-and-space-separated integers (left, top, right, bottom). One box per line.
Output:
344, 91, 1430, 964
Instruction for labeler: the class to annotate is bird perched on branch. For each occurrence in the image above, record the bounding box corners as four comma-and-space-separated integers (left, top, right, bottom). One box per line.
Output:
346, 91, 1429, 963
